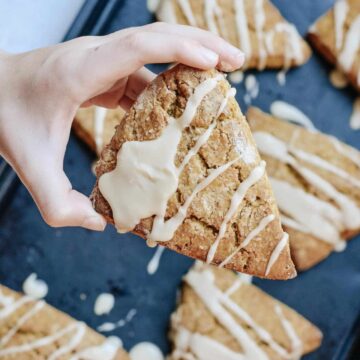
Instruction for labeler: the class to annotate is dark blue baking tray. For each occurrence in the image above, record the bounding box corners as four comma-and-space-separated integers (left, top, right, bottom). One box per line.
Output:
0, 0, 359, 358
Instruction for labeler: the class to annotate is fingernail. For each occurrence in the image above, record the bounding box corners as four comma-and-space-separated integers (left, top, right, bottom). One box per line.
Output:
200, 47, 219, 65
82, 215, 106, 231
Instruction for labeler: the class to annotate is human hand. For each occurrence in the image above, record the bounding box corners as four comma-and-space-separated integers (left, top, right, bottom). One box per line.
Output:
0, 22, 244, 231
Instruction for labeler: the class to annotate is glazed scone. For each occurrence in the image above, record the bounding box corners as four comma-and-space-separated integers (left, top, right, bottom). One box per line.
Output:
308, 0, 360, 92
74, 107, 125, 155
247, 107, 360, 271
156, 0, 311, 70
168, 263, 322, 360
91, 64, 296, 280
0, 285, 129, 359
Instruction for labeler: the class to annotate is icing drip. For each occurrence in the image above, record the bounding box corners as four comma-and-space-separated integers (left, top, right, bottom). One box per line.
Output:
94, 106, 108, 155
157, 0, 177, 23
350, 97, 360, 130
206, 161, 266, 264
334, 0, 349, 51
338, 15, 360, 84
22, 273, 48, 300
265, 233, 289, 276
234, 0, 252, 60
225, 273, 252, 296
94, 293, 115, 316
184, 266, 302, 359
204, 0, 227, 39
219, 214, 275, 267
244, 75, 259, 105
269, 101, 360, 167
270, 178, 345, 250
147, 246, 165, 275
254, 131, 359, 245
270, 101, 316, 131
329, 69, 348, 88
229, 70, 244, 84
281, 215, 310, 234
147, 0, 161, 13
129, 342, 164, 360
69, 337, 122, 360
177, 0, 197, 26
0, 290, 121, 359
99, 75, 223, 234
98, 308, 137, 332
254, 0, 267, 70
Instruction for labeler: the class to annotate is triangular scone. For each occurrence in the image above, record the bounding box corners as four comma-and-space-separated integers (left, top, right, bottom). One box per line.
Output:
247, 107, 360, 271
308, 0, 360, 92
74, 107, 125, 156
0, 285, 129, 359
168, 263, 322, 360
156, 0, 311, 70
91, 64, 296, 280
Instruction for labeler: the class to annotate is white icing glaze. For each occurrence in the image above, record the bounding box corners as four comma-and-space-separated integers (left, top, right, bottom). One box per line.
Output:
98, 308, 137, 332
177, 0, 197, 26
270, 178, 346, 250
22, 273, 48, 300
254, 131, 359, 244
204, 0, 227, 39
147, 0, 161, 13
334, 0, 349, 51
270, 101, 316, 131
69, 337, 122, 360
147, 246, 165, 275
350, 97, 360, 130
338, 15, 360, 83
219, 214, 275, 267
99, 75, 223, 234
94, 293, 115, 316
244, 75, 259, 105
184, 265, 302, 359
225, 273, 252, 296
277, 71, 287, 86
228, 70, 244, 84
281, 214, 310, 234
156, 0, 177, 23
94, 106, 108, 155
329, 69, 348, 88
254, 0, 267, 70
206, 161, 266, 264
234, 0, 252, 61
129, 342, 164, 360
265, 232, 289, 276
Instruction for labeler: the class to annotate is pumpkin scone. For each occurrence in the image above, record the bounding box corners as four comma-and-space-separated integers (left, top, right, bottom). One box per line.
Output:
74, 107, 125, 156
247, 107, 360, 271
156, 0, 311, 71
168, 263, 322, 360
0, 285, 129, 359
308, 0, 360, 92
91, 64, 296, 280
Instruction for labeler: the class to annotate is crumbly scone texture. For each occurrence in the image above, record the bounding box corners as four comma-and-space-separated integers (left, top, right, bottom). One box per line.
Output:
73, 107, 125, 155
168, 265, 322, 360
0, 285, 129, 360
247, 107, 360, 271
308, 0, 360, 92
91, 64, 296, 280
156, 0, 311, 70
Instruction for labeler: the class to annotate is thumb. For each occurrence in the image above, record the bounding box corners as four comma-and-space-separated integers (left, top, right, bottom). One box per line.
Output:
14, 158, 106, 230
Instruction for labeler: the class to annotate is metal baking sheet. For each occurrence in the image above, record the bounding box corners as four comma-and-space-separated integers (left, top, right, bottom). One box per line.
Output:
1, 0, 359, 359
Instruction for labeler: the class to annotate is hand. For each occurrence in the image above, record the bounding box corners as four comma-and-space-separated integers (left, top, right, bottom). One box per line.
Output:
0, 22, 244, 231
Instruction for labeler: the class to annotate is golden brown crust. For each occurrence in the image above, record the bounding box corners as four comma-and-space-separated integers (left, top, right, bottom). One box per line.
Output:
0, 285, 129, 360
157, 0, 311, 70
168, 265, 322, 359
308, 0, 360, 92
91, 64, 296, 280
73, 107, 125, 155
247, 106, 360, 271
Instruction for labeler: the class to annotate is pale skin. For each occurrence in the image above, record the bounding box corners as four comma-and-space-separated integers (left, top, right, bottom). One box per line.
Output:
0, 22, 244, 231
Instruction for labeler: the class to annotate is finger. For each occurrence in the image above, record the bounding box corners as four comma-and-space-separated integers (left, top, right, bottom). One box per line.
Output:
143, 22, 245, 72
14, 158, 106, 230
125, 67, 156, 101
80, 31, 221, 93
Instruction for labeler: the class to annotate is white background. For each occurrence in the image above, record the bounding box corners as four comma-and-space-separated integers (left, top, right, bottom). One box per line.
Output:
0, 0, 85, 53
